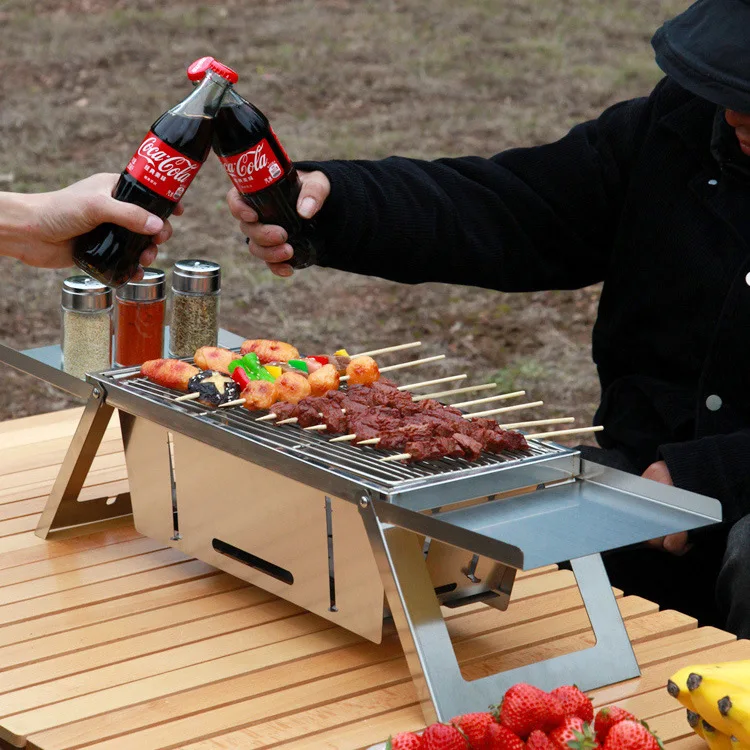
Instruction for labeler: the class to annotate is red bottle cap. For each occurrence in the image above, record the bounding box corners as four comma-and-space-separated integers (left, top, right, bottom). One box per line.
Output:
186, 57, 238, 84
209, 60, 239, 84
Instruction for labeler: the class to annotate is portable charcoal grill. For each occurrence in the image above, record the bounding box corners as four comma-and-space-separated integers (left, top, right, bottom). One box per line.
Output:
2, 342, 722, 723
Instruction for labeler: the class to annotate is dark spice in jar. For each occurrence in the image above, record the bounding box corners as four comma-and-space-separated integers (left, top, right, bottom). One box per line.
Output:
169, 259, 221, 357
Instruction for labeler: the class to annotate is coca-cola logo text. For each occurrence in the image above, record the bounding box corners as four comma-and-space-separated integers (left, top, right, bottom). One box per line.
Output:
225, 146, 269, 179
218, 138, 284, 194
136, 138, 199, 185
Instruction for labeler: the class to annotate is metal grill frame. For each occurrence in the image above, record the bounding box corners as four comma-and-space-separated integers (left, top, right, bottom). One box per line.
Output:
93, 363, 580, 512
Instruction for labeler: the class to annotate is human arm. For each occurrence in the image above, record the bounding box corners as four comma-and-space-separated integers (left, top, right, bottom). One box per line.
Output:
233, 85, 661, 288
0, 173, 181, 272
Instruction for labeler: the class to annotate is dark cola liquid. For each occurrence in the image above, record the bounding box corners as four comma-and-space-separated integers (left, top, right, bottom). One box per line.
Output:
213, 95, 319, 268
73, 112, 214, 287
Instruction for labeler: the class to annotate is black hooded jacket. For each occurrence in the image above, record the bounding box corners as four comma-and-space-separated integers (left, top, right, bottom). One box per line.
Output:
299, 77, 750, 521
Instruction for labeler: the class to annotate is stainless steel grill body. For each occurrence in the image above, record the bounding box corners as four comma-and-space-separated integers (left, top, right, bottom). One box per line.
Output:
17, 356, 722, 724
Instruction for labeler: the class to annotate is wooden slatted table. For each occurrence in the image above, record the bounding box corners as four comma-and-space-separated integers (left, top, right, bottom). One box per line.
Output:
0, 407, 746, 750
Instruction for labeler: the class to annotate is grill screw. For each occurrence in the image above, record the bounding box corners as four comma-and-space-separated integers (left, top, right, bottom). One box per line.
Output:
92, 388, 101, 398
359, 497, 369, 508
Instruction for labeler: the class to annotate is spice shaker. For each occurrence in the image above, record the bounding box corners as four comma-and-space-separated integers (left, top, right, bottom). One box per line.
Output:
114, 269, 167, 367
169, 259, 221, 357
61, 275, 113, 379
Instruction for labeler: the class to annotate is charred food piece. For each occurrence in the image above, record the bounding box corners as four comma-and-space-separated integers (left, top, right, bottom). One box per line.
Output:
187, 369, 241, 407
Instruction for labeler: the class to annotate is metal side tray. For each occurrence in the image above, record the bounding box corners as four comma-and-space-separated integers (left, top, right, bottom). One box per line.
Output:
11, 355, 723, 725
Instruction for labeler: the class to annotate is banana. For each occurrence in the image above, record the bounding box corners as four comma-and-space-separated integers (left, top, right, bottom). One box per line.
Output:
730, 735, 750, 750
669, 665, 702, 711
687, 710, 706, 739
701, 720, 734, 750
686, 671, 750, 745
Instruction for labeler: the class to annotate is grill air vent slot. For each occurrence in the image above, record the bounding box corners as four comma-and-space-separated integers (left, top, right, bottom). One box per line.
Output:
211, 538, 294, 585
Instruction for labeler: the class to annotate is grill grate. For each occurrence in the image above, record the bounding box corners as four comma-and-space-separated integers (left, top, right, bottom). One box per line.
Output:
100, 367, 570, 491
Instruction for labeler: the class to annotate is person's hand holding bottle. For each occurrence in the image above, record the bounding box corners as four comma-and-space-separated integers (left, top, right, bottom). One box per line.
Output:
226, 170, 331, 277
1, 173, 180, 274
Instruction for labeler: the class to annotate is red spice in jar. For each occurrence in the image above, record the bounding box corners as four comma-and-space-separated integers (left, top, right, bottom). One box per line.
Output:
114, 269, 166, 366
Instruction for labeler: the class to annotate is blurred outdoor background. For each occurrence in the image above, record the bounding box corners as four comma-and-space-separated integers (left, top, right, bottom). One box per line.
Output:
0, 0, 684, 433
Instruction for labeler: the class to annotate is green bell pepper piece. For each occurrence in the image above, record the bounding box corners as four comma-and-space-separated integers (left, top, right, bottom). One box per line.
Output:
287, 359, 309, 374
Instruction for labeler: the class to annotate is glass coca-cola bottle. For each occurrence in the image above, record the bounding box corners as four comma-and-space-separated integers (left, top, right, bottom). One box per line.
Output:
187, 57, 320, 269
73, 60, 238, 288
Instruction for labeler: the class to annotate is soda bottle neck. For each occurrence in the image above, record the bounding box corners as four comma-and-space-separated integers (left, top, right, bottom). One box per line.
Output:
171, 70, 232, 119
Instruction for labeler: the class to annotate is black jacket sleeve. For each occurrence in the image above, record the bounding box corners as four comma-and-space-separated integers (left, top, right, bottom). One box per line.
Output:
659, 432, 750, 523
297, 86, 658, 292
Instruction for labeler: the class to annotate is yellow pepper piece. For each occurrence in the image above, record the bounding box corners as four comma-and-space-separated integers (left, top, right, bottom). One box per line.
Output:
264, 365, 282, 379
334, 348, 349, 356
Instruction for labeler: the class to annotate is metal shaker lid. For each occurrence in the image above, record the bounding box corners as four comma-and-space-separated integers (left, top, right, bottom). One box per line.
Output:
116, 268, 166, 302
61, 275, 113, 312
171, 259, 221, 294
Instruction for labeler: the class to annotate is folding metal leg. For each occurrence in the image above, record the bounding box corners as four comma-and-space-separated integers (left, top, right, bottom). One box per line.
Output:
35, 388, 132, 539
360, 499, 640, 724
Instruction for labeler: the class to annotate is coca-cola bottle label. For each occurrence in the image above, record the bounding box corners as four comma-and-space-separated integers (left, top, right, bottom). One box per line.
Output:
218, 138, 285, 194
125, 132, 201, 202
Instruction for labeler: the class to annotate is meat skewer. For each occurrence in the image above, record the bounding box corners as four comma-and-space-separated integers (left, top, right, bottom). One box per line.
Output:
251, 374, 479, 421
328, 398, 543, 443
308, 399, 541, 433
356, 417, 575, 446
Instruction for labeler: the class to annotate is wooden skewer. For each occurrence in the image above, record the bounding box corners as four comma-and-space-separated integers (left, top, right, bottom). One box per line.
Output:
465, 400, 543, 419
450, 390, 525, 409
340, 354, 446, 381
380, 452, 412, 463
525, 425, 604, 440
175, 392, 201, 402
303, 424, 329, 431
412, 383, 497, 401
219, 398, 247, 408
352, 341, 422, 357
498, 417, 575, 430
275, 416, 299, 425
256, 412, 278, 421
398, 374, 466, 391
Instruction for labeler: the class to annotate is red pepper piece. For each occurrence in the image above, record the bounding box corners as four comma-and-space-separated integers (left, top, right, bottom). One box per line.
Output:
231, 367, 251, 390
309, 355, 329, 365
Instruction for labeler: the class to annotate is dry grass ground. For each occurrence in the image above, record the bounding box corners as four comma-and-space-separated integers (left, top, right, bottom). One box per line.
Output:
0, 0, 685, 441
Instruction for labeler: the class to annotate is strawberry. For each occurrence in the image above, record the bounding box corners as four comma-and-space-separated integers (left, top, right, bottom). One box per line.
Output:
483, 722, 527, 750
548, 717, 598, 750
451, 712, 495, 748
593, 706, 637, 745
387, 731, 424, 750
421, 722, 469, 750
551, 686, 594, 723
527, 729, 556, 750
498, 683, 564, 738
603, 720, 663, 750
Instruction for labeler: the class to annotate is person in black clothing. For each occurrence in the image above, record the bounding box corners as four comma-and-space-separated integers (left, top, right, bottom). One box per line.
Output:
228, 0, 750, 637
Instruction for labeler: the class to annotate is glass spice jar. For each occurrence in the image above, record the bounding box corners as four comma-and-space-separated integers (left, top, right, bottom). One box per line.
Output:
168, 259, 221, 357
61, 275, 113, 379
114, 269, 166, 367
